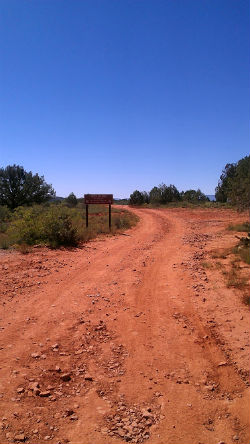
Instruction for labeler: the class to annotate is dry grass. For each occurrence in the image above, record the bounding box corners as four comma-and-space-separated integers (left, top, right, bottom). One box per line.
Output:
201, 261, 213, 269
227, 222, 250, 232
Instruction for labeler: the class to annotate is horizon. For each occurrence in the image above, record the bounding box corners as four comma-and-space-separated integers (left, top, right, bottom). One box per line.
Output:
1, 1, 249, 197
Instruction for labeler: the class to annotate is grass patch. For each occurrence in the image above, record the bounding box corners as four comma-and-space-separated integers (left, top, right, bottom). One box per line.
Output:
202, 261, 213, 269
232, 245, 250, 265
226, 263, 248, 290
211, 249, 229, 259
0, 204, 138, 249
227, 222, 250, 232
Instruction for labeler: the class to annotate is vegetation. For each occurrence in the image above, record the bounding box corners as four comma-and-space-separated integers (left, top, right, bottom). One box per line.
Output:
215, 155, 250, 209
65, 192, 78, 207
180, 189, 209, 203
0, 203, 138, 250
0, 165, 55, 209
129, 183, 208, 206
227, 222, 250, 232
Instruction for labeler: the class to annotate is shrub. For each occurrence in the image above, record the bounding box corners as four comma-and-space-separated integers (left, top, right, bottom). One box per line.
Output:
43, 207, 78, 247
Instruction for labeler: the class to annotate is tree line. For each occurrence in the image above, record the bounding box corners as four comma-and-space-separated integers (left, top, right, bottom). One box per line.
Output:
0, 155, 249, 210
129, 185, 209, 205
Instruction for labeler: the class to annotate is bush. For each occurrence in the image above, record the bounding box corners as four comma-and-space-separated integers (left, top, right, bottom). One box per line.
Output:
1, 204, 138, 249
43, 208, 78, 247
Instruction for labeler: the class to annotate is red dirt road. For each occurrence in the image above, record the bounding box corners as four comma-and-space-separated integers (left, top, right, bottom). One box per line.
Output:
0, 207, 249, 444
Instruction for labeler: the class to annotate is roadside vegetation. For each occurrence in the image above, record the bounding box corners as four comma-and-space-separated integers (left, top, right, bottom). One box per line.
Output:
0, 203, 138, 250
129, 155, 250, 210
0, 165, 137, 250
208, 222, 250, 305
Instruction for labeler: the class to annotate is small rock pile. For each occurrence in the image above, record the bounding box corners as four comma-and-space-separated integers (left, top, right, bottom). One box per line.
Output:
103, 402, 159, 443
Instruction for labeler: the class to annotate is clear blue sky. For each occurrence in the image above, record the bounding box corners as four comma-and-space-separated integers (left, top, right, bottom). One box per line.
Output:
0, 0, 249, 197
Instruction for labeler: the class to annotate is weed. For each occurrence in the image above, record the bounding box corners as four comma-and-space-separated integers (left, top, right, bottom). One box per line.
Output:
227, 222, 250, 232
16, 243, 31, 254
202, 261, 213, 269
226, 261, 248, 290
211, 250, 228, 259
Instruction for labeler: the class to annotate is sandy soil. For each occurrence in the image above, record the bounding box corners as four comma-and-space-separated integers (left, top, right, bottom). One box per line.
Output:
0, 207, 249, 444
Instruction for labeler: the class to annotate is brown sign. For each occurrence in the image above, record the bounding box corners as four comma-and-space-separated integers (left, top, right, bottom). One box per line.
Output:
84, 194, 113, 205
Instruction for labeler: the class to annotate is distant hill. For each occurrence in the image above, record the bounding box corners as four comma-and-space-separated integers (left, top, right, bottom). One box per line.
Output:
50, 196, 65, 202
206, 195, 216, 201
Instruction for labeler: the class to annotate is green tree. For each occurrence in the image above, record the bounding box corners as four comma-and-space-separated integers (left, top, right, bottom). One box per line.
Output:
66, 192, 78, 207
149, 186, 161, 204
159, 183, 181, 203
0, 165, 55, 209
215, 163, 237, 202
229, 156, 250, 210
129, 190, 145, 205
181, 189, 209, 202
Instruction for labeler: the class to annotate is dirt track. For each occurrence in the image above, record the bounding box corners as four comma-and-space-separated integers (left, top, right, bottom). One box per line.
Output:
0, 207, 249, 444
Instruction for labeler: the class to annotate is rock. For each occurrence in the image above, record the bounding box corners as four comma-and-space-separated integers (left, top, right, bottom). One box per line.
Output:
70, 415, 78, 421
31, 353, 40, 359
14, 434, 26, 442
60, 373, 71, 382
75, 350, 83, 355
39, 391, 51, 397
28, 381, 40, 390
17, 387, 25, 394
117, 428, 125, 437
218, 362, 227, 367
233, 436, 239, 441
101, 427, 108, 434
33, 430, 38, 434
44, 436, 51, 440
55, 366, 61, 372
84, 374, 93, 381
65, 409, 74, 417
52, 344, 59, 349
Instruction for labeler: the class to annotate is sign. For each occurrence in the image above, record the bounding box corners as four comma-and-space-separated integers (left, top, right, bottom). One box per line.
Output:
84, 194, 113, 229
84, 194, 113, 205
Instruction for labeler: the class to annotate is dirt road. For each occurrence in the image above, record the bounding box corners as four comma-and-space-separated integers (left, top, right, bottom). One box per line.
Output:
0, 207, 249, 444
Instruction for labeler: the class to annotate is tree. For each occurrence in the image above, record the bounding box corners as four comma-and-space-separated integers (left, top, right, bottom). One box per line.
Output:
229, 156, 250, 210
215, 163, 237, 202
0, 165, 55, 209
66, 192, 78, 207
159, 183, 181, 203
181, 189, 209, 202
149, 186, 161, 204
129, 190, 145, 205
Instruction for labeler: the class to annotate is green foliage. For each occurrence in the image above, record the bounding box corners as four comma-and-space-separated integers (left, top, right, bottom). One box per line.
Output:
43, 207, 78, 247
65, 192, 78, 207
215, 156, 250, 209
229, 156, 250, 210
0, 205, 11, 232
1, 204, 137, 249
130, 183, 207, 206
0, 165, 55, 209
159, 183, 181, 203
215, 163, 236, 202
129, 190, 145, 205
228, 222, 250, 232
181, 189, 209, 202
149, 186, 162, 204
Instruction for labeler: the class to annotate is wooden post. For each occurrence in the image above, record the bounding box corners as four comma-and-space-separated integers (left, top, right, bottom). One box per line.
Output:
109, 204, 111, 230
86, 204, 89, 228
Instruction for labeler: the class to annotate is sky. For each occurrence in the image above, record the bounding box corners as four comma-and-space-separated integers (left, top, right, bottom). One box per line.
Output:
0, 0, 249, 198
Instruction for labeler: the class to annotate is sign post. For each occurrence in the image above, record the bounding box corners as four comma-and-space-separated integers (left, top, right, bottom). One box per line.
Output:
84, 194, 113, 230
